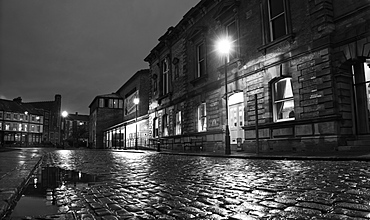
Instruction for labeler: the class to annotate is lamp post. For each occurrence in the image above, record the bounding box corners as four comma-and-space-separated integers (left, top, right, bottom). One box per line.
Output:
133, 97, 139, 150
24, 111, 28, 147
217, 38, 232, 155
61, 111, 68, 148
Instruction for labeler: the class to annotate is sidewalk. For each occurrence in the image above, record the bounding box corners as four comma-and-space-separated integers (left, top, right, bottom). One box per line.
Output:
0, 147, 49, 219
157, 149, 370, 161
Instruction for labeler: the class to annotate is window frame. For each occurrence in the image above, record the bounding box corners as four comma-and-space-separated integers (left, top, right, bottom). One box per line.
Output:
162, 58, 170, 95
272, 77, 295, 122
267, 0, 288, 41
225, 19, 238, 62
197, 103, 207, 132
153, 118, 159, 138
175, 111, 182, 135
196, 42, 206, 78
162, 114, 169, 136
260, 0, 292, 46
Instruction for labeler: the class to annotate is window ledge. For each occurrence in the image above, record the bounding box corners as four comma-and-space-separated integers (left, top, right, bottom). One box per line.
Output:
190, 74, 208, 86
258, 33, 295, 55
157, 93, 171, 102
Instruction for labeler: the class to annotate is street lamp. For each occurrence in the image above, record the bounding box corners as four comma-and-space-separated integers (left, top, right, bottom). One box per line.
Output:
133, 97, 139, 150
61, 111, 68, 148
216, 37, 232, 155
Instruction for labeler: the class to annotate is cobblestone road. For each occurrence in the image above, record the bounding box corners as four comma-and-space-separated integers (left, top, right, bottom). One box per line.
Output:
8, 150, 370, 219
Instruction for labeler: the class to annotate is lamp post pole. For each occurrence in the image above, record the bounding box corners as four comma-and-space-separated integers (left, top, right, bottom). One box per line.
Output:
61, 111, 68, 149
133, 98, 139, 150
217, 38, 232, 155
224, 55, 231, 155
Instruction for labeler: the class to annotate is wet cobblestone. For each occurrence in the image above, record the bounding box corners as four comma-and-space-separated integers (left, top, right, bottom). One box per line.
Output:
8, 150, 370, 219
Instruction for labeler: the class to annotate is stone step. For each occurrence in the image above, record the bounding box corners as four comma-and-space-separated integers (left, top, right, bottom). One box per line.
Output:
338, 145, 370, 151
347, 140, 370, 146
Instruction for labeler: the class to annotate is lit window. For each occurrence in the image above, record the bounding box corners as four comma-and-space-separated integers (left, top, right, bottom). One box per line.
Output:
198, 103, 207, 132
272, 78, 295, 122
197, 42, 206, 78
268, 0, 287, 40
175, 111, 182, 135
162, 114, 169, 136
153, 118, 159, 138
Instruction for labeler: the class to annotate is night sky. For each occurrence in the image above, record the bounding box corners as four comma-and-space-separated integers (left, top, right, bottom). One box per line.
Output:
0, 0, 200, 115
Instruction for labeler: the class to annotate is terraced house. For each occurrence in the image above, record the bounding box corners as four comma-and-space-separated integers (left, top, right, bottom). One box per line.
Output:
144, 0, 370, 153
0, 95, 62, 147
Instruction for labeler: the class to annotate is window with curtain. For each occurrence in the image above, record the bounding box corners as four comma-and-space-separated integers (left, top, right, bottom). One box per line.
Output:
175, 111, 182, 135
198, 103, 207, 132
153, 118, 158, 137
273, 78, 294, 122
162, 114, 169, 136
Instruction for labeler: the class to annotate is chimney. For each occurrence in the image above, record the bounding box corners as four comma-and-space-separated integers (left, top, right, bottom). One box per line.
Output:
13, 97, 22, 103
76, 112, 78, 115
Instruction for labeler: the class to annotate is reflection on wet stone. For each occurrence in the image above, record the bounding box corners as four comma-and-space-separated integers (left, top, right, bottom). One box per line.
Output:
7, 150, 370, 219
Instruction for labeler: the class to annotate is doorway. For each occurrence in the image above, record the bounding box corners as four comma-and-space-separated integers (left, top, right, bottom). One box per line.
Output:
352, 61, 370, 134
229, 92, 244, 145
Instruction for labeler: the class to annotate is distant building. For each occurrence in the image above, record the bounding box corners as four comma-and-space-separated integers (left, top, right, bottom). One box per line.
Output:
103, 69, 150, 149
144, 0, 370, 153
62, 112, 89, 148
89, 93, 124, 149
0, 95, 62, 147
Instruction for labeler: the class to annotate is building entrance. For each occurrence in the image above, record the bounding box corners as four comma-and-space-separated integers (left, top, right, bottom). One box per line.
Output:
229, 92, 244, 146
352, 60, 370, 134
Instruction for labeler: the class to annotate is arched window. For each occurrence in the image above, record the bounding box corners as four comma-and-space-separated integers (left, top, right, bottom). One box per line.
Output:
272, 77, 294, 122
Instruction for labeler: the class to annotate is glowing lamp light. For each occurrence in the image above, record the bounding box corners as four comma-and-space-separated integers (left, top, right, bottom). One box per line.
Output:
216, 38, 232, 55
61, 111, 68, 118
133, 98, 140, 105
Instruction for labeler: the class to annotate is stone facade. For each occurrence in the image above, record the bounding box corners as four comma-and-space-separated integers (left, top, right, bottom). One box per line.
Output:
145, 0, 370, 153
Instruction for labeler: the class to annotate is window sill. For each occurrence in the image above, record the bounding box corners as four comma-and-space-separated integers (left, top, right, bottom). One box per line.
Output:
157, 93, 171, 102
258, 33, 295, 55
275, 118, 295, 123
190, 74, 208, 86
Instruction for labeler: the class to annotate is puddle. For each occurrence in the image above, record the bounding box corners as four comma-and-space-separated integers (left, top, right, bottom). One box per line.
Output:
10, 165, 97, 218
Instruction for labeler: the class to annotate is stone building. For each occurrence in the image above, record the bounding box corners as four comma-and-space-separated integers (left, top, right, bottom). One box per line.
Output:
144, 0, 370, 153
103, 69, 150, 149
89, 93, 124, 149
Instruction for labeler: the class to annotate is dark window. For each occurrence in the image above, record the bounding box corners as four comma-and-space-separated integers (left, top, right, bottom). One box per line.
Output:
197, 42, 206, 78
268, 0, 287, 41
162, 59, 169, 95
153, 118, 159, 137
226, 20, 237, 61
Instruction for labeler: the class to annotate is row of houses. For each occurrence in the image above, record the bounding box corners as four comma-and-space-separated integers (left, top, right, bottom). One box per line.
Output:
0, 95, 89, 148
0, 95, 62, 147
88, 0, 370, 153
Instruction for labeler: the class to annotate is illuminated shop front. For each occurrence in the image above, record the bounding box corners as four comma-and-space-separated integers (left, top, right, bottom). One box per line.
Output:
103, 116, 149, 149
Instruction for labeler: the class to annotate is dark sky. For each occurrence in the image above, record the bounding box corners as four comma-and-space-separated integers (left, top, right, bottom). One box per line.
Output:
0, 0, 200, 115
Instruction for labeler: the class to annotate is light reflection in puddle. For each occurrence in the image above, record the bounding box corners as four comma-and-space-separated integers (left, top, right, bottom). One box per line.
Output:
10, 165, 97, 218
